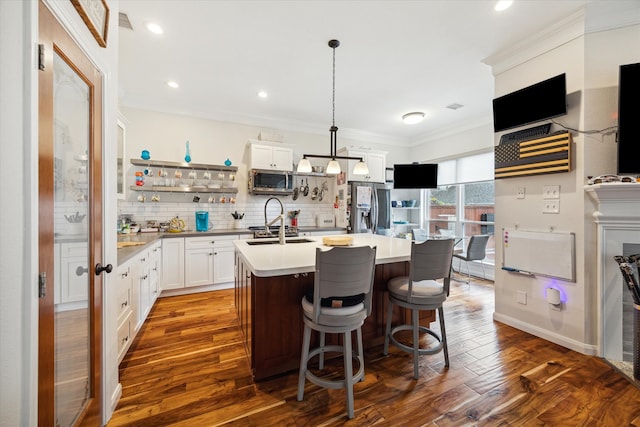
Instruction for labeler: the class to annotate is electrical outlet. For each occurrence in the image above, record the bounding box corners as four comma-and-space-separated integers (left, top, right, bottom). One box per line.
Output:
543, 185, 560, 199
543, 200, 560, 214
517, 291, 527, 305
517, 187, 525, 199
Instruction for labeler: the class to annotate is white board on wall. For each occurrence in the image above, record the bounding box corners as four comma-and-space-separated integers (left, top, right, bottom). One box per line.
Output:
502, 228, 575, 282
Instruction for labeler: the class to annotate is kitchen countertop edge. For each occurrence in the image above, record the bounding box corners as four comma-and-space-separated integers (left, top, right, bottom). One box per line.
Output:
117, 227, 346, 265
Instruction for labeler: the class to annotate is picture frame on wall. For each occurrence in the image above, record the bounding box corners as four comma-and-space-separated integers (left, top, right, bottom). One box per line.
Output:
71, 0, 110, 48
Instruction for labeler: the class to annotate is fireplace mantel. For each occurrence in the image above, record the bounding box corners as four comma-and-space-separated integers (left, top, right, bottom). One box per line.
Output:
585, 183, 640, 222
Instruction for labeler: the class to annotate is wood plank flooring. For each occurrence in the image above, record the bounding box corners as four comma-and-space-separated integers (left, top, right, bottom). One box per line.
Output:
109, 275, 640, 426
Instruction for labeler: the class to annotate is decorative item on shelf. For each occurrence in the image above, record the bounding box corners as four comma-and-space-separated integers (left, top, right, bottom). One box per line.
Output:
135, 171, 144, 186
224, 158, 232, 166
141, 150, 150, 160
184, 140, 192, 163
297, 39, 368, 176
288, 209, 300, 227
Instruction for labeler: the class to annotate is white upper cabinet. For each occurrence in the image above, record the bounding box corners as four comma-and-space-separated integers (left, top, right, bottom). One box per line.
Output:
248, 140, 293, 171
337, 148, 386, 183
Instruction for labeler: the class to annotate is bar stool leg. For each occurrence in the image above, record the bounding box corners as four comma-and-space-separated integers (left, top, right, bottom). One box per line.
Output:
343, 330, 355, 419
438, 306, 450, 367
297, 324, 312, 401
412, 309, 420, 379
383, 300, 394, 355
319, 331, 326, 370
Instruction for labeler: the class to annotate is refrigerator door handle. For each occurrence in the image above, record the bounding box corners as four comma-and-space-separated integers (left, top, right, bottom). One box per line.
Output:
372, 186, 379, 232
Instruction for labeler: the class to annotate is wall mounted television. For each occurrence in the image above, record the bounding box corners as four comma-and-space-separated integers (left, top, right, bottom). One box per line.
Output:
492, 73, 567, 132
393, 163, 438, 189
617, 62, 640, 175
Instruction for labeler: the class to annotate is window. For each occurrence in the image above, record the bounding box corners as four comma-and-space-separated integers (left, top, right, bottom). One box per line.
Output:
421, 152, 495, 264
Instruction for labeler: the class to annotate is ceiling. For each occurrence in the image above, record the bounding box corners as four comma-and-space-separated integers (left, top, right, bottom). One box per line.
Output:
118, 0, 591, 146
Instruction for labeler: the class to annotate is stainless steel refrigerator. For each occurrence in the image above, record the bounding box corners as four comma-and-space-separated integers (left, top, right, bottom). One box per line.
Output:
344, 181, 392, 234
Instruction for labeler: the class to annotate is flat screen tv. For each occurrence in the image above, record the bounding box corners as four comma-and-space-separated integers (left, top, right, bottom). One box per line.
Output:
617, 62, 640, 175
393, 163, 438, 189
492, 73, 567, 132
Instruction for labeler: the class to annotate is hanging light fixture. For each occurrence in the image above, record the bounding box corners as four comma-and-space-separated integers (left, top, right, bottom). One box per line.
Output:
297, 40, 368, 176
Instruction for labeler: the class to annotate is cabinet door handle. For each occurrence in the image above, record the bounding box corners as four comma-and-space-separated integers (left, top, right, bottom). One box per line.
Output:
214, 252, 218, 255
140, 257, 146, 262
121, 271, 128, 278
211, 241, 215, 244
121, 301, 128, 308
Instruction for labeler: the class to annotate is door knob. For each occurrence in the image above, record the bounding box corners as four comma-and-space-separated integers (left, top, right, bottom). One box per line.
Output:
95, 263, 113, 275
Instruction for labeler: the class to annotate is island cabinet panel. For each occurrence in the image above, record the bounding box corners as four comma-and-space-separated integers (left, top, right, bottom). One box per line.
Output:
237, 257, 428, 381
251, 273, 312, 380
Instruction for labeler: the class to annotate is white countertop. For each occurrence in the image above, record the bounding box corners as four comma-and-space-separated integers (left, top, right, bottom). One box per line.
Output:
234, 234, 412, 277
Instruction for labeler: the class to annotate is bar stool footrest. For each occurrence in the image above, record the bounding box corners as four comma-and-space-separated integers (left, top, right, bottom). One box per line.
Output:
388, 324, 444, 356
304, 345, 365, 390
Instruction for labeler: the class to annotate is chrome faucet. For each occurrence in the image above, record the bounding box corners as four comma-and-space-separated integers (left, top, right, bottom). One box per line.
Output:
264, 197, 286, 245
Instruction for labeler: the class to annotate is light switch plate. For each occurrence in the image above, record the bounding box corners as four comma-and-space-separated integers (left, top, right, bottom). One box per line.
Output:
543, 185, 560, 199
517, 291, 527, 305
517, 187, 525, 199
543, 200, 560, 214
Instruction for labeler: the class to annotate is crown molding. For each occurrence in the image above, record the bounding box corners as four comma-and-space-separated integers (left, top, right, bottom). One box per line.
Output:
482, 9, 586, 76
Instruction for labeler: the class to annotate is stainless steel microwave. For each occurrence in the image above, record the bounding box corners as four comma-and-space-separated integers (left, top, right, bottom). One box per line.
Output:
248, 169, 294, 195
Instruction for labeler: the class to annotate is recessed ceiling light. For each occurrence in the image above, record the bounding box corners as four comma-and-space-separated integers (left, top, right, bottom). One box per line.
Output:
402, 112, 425, 125
167, 81, 179, 89
257, 91, 268, 98
146, 22, 164, 35
495, 0, 513, 12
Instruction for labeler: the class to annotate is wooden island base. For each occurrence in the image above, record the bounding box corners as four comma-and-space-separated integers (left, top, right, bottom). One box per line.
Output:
235, 257, 435, 380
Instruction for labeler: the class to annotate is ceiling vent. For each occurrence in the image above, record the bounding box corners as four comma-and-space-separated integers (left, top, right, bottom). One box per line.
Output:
119, 12, 133, 30
446, 103, 464, 110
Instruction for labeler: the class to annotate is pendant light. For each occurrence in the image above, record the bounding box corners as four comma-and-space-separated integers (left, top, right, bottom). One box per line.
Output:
298, 40, 368, 176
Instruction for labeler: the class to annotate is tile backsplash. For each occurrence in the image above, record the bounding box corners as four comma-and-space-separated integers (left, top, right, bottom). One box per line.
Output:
118, 199, 337, 231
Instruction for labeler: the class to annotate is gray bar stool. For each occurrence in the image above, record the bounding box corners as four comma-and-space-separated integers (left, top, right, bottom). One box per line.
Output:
383, 238, 454, 379
297, 245, 377, 419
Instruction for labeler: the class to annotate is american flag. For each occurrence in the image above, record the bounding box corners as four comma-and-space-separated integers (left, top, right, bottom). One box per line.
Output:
494, 132, 572, 179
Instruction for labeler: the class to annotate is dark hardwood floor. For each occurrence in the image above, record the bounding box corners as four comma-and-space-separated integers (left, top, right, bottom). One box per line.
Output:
109, 274, 640, 426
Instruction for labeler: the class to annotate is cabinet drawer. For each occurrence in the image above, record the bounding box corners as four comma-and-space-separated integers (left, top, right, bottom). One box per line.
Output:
185, 234, 238, 249
116, 278, 131, 323
117, 311, 133, 362
185, 236, 215, 249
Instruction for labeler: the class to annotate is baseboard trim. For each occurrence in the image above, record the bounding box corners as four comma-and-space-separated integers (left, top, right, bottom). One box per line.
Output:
493, 312, 598, 356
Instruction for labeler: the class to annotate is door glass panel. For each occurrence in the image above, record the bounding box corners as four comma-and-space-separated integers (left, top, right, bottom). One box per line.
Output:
53, 51, 91, 427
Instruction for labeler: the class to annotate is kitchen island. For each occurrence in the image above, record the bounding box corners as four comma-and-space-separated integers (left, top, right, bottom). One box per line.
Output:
234, 234, 435, 380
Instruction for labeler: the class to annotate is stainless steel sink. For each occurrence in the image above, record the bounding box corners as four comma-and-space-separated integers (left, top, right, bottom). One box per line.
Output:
246, 238, 314, 245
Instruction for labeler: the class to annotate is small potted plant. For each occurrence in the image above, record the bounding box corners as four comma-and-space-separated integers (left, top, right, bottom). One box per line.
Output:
231, 211, 244, 229
288, 209, 300, 227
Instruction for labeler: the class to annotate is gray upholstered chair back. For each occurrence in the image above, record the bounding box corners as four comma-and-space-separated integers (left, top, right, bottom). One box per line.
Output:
311, 245, 377, 324
408, 238, 455, 297
466, 235, 490, 261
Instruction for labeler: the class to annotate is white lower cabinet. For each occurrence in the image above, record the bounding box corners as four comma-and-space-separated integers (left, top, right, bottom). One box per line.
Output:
57, 241, 89, 307
185, 238, 215, 287
161, 238, 185, 290
115, 241, 162, 363
135, 241, 161, 325
115, 262, 134, 363
163, 235, 240, 292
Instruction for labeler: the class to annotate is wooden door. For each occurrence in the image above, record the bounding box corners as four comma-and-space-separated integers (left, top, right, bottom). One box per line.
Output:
38, 2, 105, 425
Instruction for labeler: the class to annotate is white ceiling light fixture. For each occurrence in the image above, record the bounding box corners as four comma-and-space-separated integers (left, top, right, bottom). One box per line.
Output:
146, 22, 164, 35
402, 112, 425, 124
297, 39, 368, 176
167, 81, 179, 89
257, 91, 268, 98
495, 0, 513, 12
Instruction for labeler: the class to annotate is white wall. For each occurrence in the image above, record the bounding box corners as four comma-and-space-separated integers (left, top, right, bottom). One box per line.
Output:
119, 106, 411, 226
490, 14, 640, 355
409, 122, 494, 162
